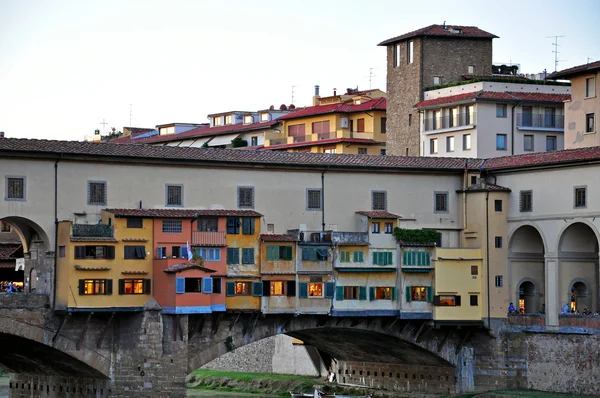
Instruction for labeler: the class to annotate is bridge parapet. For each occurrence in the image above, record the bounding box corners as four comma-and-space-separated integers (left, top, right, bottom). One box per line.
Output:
0, 293, 49, 309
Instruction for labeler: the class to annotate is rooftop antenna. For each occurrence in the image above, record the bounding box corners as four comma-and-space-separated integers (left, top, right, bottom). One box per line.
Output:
369, 68, 374, 89
100, 119, 108, 135
291, 85, 295, 104
129, 104, 132, 127
546, 35, 565, 72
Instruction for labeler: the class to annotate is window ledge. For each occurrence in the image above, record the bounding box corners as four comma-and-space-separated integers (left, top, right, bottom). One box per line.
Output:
517, 126, 564, 132
424, 124, 476, 135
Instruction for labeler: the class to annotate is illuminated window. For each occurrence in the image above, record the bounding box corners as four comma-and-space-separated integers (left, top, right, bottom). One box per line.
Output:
123, 279, 144, 294
225, 115, 233, 125
308, 283, 323, 297
260, 113, 270, 122
235, 282, 251, 296
244, 115, 254, 124
439, 296, 456, 306
411, 286, 426, 301
375, 287, 392, 300
83, 279, 106, 295
270, 281, 285, 296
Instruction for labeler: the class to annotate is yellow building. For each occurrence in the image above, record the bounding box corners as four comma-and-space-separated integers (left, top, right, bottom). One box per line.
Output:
263, 89, 387, 154
55, 213, 154, 312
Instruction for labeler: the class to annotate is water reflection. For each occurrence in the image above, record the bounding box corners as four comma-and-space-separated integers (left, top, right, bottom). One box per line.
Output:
187, 389, 273, 397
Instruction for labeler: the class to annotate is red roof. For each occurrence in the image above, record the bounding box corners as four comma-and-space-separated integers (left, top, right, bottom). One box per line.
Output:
104, 209, 262, 218
486, 146, 600, 170
379, 24, 498, 46
355, 211, 400, 219
163, 262, 216, 274
547, 60, 600, 80
277, 98, 386, 121
260, 234, 298, 242
262, 138, 381, 151
459, 183, 511, 193
415, 91, 570, 108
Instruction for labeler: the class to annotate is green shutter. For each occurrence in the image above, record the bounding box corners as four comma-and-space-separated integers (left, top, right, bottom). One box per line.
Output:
252, 282, 263, 296
340, 250, 350, 263
359, 286, 367, 300
302, 247, 312, 261
386, 252, 392, 265
336, 286, 344, 301
391, 287, 397, 301
299, 282, 308, 298
369, 286, 376, 301
266, 246, 276, 261
353, 251, 363, 263
405, 286, 411, 302
373, 252, 378, 265
226, 282, 235, 296
424, 252, 431, 266
426, 286, 434, 302
285, 246, 293, 261
402, 251, 408, 265
324, 282, 335, 299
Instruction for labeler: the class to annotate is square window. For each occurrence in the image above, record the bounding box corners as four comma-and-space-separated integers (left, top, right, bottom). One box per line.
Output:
574, 187, 586, 208
586, 113, 595, 133
371, 191, 387, 211
494, 199, 502, 212
270, 281, 285, 296
496, 104, 507, 118
235, 282, 251, 295
434, 192, 448, 212
307, 189, 322, 210
87, 181, 106, 205
546, 136, 557, 151
380, 149, 386, 156
468, 65, 475, 74
470, 295, 479, 306
375, 287, 392, 300
471, 265, 478, 276
126, 218, 143, 228
260, 113, 270, 122
165, 184, 183, 206
586, 77, 596, 98
495, 237, 502, 248
463, 134, 471, 150
519, 190, 533, 212
433, 76, 441, 85
430, 138, 438, 154
162, 220, 182, 233
343, 286, 359, 300
244, 115, 253, 124
411, 286, 426, 301
308, 282, 323, 297
5, 176, 26, 201
238, 186, 254, 208
371, 222, 380, 234
446, 136, 455, 152
384, 222, 393, 234
524, 135, 534, 151
471, 176, 478, 185
495, 275, 503, 288
358, 148, 367, 154
496, 134, 507, 150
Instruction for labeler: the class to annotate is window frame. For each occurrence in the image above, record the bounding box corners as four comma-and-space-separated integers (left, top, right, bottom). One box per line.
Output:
574, 186, 587, 209
121, 279, 146, 295
394, 43, 401, 67
165, 184, 184, 207
81, 279, 108, 295
494, 237, 502, 248
270, 281, 285, 296
434, 191, 449, 213
371, 222, 380, 234
126, 218, 143, 228
87, 180, 107, 206
371, 190, 387, 211
470, 294, 479, 306
494, 199, 503, 212
251, 136, 258, 146
430, 138, 438, 154
234, 281, 252, 296
5, 175, 26, 201
384, 222, 393, 234
463, 134, 471, 150
307, 282, 324, 297
306, 188, 323, 211
380, 117, 387, 133
496, 134, 507, 151
197, 218, 218, 232
162, 220, 183, 234
446, 136, 455, 152
546, 135, 557, 151
586, 113, 595, 133
195, 247, 221, 262
496, 104, 507, 118
519, 190, 533, 212
585, 76, 596, 98
524, 134, 534, 152
237, 186, 255, 209
407, 40, 414, 64
495, 275, 503, 288
357, 148, 367, 154
410, 286, 427, 301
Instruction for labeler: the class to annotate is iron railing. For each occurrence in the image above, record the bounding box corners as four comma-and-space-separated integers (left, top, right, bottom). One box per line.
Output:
517, 113, 564, 129
423, 112, 476, 131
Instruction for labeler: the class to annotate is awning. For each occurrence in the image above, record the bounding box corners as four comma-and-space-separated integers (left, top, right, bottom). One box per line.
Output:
207, 134, 240, 147
188, 137, 213, 147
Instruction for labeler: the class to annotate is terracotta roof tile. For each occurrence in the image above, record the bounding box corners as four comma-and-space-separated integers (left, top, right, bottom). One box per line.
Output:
121, 270, 149, 275
74, 265, 111, 271
547, 60, 600, 80
415, 91, 569, 108
459, 183, 511, 193
277, 98, 386, 121
485, 146, 600, 170
260, 234, 298, 242
163, 262, 216, 273
0, 138, 485, 171
379, 24, 498, 46
262, 138, 381, 151
104, 209, 262, 218
356, 211, 400, 219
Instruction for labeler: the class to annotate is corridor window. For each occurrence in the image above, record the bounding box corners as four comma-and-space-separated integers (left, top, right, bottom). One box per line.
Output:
574, 187, 587, 208
381, 117, 387, 133
5, 176, 25, 201
434, 192, 448, 212
237, 186, 255, 208
308, 283, 323, 297
87, 181, 106, 205
166, 184, 183, 207
162, 220, 182, 233
372, 191, 387, 211
235, 282, 251, 295
344, 286, 359, 300
496, 134, 507, 150
411, 286, 426, 301
307, 189, 322, 210
375, 287, 393, 300
519, 190, 533, 212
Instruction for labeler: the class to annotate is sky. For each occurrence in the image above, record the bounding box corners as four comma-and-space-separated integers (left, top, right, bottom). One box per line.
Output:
1, 0, 599, 141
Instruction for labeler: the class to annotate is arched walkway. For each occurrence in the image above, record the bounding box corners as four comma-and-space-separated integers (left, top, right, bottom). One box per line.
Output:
509, 225, 545, 313
559, 223, 598, 314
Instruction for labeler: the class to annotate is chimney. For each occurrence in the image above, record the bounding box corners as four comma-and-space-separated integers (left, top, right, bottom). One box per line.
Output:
333, 88, 337, 96
0, 132, 4, 138
313, 85, 321, 106
314, 85, 320, 96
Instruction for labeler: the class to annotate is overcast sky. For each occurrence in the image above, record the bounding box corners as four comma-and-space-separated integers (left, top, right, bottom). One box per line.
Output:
1, 0, 598, 141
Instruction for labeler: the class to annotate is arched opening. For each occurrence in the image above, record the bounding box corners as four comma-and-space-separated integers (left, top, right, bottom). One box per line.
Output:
518, 281, 537, 314
0, 220, 25, 292
558, 223, 599, 314
29, 268, 37, 292
509, 225, 545, 312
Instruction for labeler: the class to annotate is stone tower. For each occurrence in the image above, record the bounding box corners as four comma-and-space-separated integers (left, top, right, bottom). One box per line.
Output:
378, 24, 497, 156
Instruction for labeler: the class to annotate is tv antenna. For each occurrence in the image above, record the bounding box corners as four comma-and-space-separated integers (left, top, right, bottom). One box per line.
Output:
129, 104, 132, 127
546, 35, 565, 72
369, 68, 375, 89
100, 119, 108, 135
291, 85, 295, 104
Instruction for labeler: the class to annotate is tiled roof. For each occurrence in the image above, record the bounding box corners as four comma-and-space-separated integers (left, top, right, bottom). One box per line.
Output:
458, 183, 512, 193
547, 60, 600, 80
277, 98, 386, 121
485, 146, 600, 170
74, 265, 111, 271
121, 270, 148, 275
260, 234, 298, 242
121, 238, 149, 242
0, 244, 21, 260
163, 262, 216, 273
104, 208, 262, 218
262, 138, 381, 151
415, 91, 570, 108
0, 138, 485, 171
356, 211, 401, 219
378, 24, 498, 46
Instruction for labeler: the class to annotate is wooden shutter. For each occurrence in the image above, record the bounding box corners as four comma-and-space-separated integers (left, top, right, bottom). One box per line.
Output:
118, 279, 125, 295
251, 282, 262, 297
369, 287, 375, 301
266, 246, 276, 261
226, 217, 237, 234
335, 285, 344, 301
285, 246, 293, 261
386, 252, 393, 265
357, 118, 365, 132
405, 286, 411, 302
324, 282, 334, 299
242, 218, 251, 234
78, 279, 85, 295
262, 281, 271, 297
75, 246, 84, 259
106, 246, 115, 259
299, 282, 308, 298
226, 281, 235, 296
242, 248, 254, 264
176, 278, 185, 294
391, 287, 397, 301
227, 248, 239, 264
301, 247, 311, 261
286, 281, 296, 297
424, 252, 431, 266
202, 278, 213, 294
426, 286, 433, 302
359, 286, 367, 301
455, 295, 462, 306
144, 279, 151, 294
180, 246, 188, 259
372, 252, 378, 265
433, 295, 441, 306
105, 279, 113, 295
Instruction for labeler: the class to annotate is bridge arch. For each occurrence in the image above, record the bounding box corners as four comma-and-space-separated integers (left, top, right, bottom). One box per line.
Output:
0, 216, 51, 253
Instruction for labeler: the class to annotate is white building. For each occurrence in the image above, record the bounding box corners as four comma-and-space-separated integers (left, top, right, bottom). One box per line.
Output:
416, 80, 571, 158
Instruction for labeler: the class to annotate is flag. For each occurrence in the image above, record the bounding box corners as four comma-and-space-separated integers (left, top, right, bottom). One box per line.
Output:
186, 241, 193, 261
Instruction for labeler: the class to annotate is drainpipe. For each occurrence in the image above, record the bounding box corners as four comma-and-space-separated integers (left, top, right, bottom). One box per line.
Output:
52, 156, 62, 314
510, 102, 519, 155
485, 190, 491, 330
321, 168, 329, 233
462, 159, 468, 244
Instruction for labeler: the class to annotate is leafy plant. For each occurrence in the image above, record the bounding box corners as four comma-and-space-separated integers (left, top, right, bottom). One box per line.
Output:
393, 228, 440, 244
231, 137, 248, 148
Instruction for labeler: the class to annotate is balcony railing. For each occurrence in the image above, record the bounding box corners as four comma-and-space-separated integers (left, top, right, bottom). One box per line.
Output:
424, 112, 476, 132
316, 132, 332, 140
517, 113, 564, 129
292, 135, 308, 143
287, 229, 333, 244
72, 224, 113, 238
192, 231, 226, 247
269, 138, 286, 146
332, 232, 369, 245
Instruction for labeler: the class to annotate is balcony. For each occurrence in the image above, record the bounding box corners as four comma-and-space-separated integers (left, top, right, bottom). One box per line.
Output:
192, 231, 226, 247
292, 135, 309, 143
72, 224, 113, 238
332, 232, 369, 245
287, 230, 333, 245
424, 112, 476, 132
517, 113, 564, 130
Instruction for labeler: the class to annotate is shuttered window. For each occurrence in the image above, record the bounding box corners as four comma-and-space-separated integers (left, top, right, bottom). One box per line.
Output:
371, 191, 387, 211
311, 121, 330, 135
227, 248, 240, 264
402, 251, 431, 266
237, 187, 254, 208
357, 118, 365, 132
340, 250, 350, 263
353, 251, 364, 263
288, 124, 306, 137
227, 217, 240, 234
302, 247, 329, 261
266, 245, 293, 261
372, 251, 393, 266
241, 217, 255, 235
87, 181, 107, 205
242, 248, 255, 264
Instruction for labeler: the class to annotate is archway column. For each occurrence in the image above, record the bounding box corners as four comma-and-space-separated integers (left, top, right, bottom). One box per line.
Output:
544, 254, 559, 327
